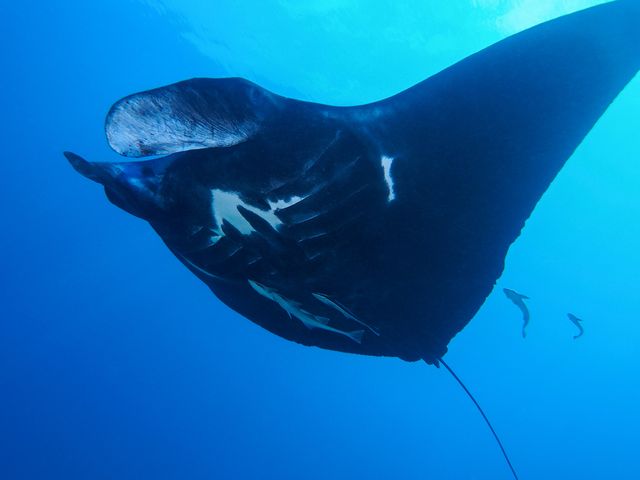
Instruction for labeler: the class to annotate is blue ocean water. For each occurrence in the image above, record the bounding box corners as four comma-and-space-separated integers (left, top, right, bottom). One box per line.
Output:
2, 1, 639, 479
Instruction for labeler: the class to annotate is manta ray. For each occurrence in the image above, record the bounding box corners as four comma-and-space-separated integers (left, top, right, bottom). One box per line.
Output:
65, 2, 639, 478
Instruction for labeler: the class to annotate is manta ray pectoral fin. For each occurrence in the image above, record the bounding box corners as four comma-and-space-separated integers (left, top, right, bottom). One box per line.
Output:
375, 2, 640, 322
105, 78, 284, 157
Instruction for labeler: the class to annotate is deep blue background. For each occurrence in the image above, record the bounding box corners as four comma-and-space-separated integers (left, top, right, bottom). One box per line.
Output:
2, 1, 639, 478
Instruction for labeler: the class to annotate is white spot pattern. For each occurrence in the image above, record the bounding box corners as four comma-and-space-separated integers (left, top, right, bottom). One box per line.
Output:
381, 155, 396, 202
211, 189, 305, 235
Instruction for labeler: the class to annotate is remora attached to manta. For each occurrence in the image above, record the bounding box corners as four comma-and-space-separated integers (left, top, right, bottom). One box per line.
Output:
66, 1, 639, 365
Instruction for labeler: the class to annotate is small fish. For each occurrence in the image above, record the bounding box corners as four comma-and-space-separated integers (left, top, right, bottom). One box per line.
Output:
248, 281, 364, 343
312, 292, 380, 336
567, 313, 584, 339
503, 288, 530, 338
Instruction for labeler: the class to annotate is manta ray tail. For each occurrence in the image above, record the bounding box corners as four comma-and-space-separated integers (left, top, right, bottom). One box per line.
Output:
439, 358, 519, 480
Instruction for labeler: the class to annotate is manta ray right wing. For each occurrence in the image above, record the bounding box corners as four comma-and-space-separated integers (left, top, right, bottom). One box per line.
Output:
341, 0, 640, 349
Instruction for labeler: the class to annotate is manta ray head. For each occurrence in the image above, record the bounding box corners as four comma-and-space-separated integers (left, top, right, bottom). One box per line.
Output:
66, 78, 381, 255
64, 146, 241, 251
106, 77, 283, 157
64, 79, 295, 227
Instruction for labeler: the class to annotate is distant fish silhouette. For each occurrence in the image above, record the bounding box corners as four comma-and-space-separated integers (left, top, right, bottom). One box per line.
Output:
503, 289, 530, 338
567, 313, 584, 339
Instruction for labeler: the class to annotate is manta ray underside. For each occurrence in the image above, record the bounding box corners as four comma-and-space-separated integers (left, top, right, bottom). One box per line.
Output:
66, 1, 639, 364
